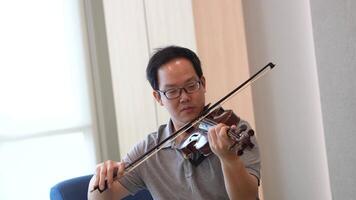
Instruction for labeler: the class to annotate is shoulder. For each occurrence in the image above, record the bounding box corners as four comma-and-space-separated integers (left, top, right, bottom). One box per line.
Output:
141, 123, 168, 150
123, 124, 168, 162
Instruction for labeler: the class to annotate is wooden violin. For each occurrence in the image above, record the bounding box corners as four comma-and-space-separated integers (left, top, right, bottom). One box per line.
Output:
178, 106, 255, 165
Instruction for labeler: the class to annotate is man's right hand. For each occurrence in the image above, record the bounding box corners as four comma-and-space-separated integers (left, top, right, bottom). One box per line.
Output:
93, 160, 126, 191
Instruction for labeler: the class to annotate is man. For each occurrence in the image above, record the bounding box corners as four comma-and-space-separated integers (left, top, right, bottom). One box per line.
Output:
88, 46, 260, 200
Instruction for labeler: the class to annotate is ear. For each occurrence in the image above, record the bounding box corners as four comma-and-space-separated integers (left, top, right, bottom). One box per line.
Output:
200, 76, 207, 92
153, 90, 164, 106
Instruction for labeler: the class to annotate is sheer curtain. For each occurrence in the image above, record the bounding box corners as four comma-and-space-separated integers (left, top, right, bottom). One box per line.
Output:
0, 0, 96, 199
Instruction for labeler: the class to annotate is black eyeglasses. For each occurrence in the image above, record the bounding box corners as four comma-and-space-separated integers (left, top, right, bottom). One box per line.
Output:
157, 80, 202, 100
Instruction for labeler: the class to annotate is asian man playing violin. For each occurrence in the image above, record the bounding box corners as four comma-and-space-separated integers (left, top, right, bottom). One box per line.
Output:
88, 46, 260, 200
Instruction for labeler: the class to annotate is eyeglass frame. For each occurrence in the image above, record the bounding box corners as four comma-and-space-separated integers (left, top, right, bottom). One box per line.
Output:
156, 79, 202, 100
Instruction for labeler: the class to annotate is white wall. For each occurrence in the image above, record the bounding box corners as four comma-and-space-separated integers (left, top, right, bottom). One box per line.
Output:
242, 0, 332, 199
143, 0, 197, 126
310, 0, 356, 199
102, 0, 196, 157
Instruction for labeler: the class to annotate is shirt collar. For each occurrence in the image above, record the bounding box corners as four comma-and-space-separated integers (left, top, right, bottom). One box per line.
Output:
159, 104, 211, 149
159, 119, 178, 149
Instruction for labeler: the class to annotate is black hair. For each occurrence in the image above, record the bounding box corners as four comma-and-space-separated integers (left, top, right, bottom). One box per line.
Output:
146, 45, 203, 90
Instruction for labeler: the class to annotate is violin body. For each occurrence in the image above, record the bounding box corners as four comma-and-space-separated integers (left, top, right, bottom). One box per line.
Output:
178, 107, 255, 164
179, 125, 212, 159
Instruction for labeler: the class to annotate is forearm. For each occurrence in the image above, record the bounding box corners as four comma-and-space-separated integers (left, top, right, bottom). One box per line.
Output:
221, 156, 258, 200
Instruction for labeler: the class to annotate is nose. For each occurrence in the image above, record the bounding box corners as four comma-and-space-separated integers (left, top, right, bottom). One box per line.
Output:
179, 88, 191, 103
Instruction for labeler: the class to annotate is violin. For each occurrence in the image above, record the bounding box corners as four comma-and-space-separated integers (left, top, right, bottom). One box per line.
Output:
91, 62, 275, 193
178, 106, 255, 165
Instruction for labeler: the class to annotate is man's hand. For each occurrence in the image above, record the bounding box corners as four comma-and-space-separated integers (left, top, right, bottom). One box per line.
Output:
208, 123, 258, 200
93, 160, 126, 191
208, 123, 237, 161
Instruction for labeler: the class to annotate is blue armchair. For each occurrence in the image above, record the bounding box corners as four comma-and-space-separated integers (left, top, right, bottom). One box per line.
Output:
50, 175, 153, 200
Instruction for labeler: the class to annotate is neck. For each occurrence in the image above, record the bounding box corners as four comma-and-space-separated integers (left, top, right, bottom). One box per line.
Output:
171, 121, 188, 144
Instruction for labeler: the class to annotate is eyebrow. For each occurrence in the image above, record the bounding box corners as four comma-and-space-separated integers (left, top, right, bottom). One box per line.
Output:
162, 77, 197, 89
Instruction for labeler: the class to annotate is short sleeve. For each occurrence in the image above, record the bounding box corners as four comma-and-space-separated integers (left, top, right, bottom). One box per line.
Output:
236, 119, 261, 184
118, 140, 148, 194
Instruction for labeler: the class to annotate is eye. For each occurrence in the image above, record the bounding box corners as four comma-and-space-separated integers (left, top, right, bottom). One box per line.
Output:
165, 88, 179, 96
185, 82, 199, 91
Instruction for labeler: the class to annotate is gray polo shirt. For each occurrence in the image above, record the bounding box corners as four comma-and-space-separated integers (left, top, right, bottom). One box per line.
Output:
118, 118, 260, 200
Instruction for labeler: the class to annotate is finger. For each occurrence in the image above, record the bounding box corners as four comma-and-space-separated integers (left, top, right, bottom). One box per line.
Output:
213, 124, 227, 140
118, 162, 126, 177
214, 125, 235, 151
99, 163, 107, 190
213, 123, 224, 134
106, 162, 115, 189
208, 126, 216, 142
208, 127, 218, 151
93, 165, 101, 189
217, 123, 231, 136
219, 126, 230, 140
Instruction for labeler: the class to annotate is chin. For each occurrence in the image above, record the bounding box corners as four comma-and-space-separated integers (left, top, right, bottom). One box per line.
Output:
182, 113, 199, 123
172, 110, 200, 125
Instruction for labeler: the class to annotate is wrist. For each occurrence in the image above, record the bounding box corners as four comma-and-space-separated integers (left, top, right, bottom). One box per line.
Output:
219, 153, 243, 167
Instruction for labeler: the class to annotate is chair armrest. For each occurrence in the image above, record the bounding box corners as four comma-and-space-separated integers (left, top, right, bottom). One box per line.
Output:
50, 174, 153, 200
50, 175, 93, 200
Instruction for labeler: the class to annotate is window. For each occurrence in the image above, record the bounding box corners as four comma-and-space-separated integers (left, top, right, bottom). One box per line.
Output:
0, 0, 96, 199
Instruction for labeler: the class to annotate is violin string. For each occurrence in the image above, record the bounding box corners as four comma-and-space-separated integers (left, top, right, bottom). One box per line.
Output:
201, 118, 217, 126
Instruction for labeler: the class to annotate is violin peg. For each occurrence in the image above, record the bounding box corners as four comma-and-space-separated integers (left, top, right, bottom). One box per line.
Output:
247, 129, 254, 136
238, 124, 247, 132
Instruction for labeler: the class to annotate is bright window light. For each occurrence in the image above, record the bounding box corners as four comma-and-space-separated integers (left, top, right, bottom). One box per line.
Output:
0, 0, 96, 199
0, 132, 93, 200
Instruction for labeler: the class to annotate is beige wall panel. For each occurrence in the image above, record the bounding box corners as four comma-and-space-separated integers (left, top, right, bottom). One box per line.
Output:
192, 0, 261, 198
192, 0, 255, 128
144, 0, 197, 126
103, 0, 157, 158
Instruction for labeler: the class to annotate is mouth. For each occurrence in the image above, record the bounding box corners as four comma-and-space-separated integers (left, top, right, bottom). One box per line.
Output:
180, 106, 195, 113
